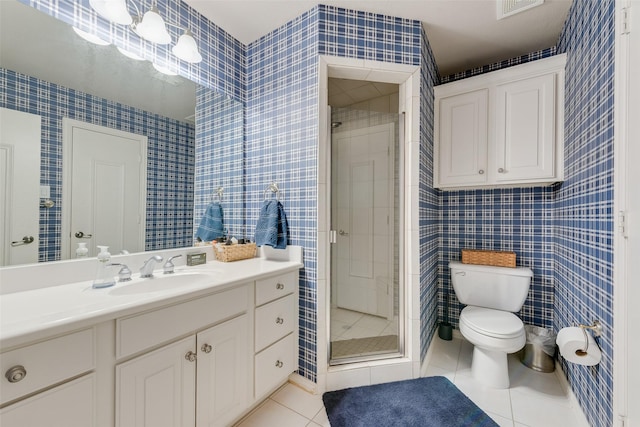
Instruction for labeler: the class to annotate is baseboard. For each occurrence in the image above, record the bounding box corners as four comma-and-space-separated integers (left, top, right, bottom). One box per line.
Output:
554, 361, 591, 427
288, 372, 318, 394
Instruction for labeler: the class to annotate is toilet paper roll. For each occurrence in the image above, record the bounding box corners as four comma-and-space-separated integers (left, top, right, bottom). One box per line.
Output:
556, 327, 602, 366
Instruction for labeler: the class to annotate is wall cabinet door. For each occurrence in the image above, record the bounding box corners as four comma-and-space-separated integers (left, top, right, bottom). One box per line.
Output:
196, 314, 250, 427
435, 89, 489, 187
116, 336, 197, 427
494, 73, 556, 182
0, 374, 95, 427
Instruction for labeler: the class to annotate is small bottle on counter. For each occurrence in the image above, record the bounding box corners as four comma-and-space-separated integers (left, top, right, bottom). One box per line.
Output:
76, 242, 89, 258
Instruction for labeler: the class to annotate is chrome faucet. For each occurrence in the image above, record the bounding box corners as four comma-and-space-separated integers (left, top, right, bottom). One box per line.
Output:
140, 255, 163, 278
163, 254, 183, 274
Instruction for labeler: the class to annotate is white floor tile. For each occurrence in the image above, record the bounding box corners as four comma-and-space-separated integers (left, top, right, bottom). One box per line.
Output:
507, 356, 566, 400
423, 364, 456, 382
331, 308, 363, 324
311, 407, 331, 427
352, 313, 390, 332
487, 411, 515, 427
510, 389, 580, 427
271, 383, 325, 419
453, 374, 513, 419
427, 337, 461, 371
235, 399, 309, 427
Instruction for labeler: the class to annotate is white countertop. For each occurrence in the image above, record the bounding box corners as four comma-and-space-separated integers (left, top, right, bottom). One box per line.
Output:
0, 253, 303, 350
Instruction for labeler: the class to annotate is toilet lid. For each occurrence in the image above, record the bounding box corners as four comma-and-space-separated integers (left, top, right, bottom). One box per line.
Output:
460, 306, 524, 339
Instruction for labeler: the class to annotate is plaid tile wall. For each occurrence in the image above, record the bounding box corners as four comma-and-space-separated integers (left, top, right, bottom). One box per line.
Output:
0, 68, 195, 261
21, 0, 245, 101
419, 27, 441, 362
193, 87, 244, 240
555, 1, 615, 425
246, 4, 423, 382
439, 187, 557, 330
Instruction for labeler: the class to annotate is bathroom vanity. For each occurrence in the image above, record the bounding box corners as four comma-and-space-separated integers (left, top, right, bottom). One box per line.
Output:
0, 246, 303, 427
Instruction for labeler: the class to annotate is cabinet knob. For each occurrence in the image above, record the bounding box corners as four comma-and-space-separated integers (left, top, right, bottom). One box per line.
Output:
478, 169, 485, 175
275, 360, 284, 368
5, 365, 27, 383
276, 283, 285, 290
498, 168, 506, 173
201, 344, 212, 354
185, 351, 197, 362
275, 317, 284, 325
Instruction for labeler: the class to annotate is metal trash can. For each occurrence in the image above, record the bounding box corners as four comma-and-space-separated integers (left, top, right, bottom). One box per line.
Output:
519, 325, 556, 372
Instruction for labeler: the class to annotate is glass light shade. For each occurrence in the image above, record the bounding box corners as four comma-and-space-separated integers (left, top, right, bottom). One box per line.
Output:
172, 29, 202, 64
72, 27, 110, 46
134, 7, 171, 45
117, 46, 144, 60
89, 0, 132, 25
152, 63, 178, 76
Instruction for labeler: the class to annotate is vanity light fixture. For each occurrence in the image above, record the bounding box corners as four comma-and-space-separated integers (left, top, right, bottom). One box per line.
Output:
152, 62, 178, 76
116, 46, 145, 60
89, 0, 203, 63
72, 27, 111, 46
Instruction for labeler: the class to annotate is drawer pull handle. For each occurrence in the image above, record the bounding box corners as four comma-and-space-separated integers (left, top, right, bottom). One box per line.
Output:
276, 283, 285, 290
275, 317, 284, 325
201, 344, 212, 354
185, 351, 197, 362
5, 365, 27, 383
275, 360, 284, 368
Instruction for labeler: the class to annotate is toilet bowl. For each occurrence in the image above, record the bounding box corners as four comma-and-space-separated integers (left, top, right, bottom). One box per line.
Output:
449, 261, 533, 389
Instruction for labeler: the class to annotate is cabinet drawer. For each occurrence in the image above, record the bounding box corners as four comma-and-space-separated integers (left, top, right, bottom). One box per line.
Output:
255, 294, 296, 352
254, 334, 295, 399
255, 272, 297, 306
0, 374, 95, 427
0, 328, 95, 405
117, 285, 248, 359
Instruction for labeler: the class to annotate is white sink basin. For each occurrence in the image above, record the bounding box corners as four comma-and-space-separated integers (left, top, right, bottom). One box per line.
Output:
108, 272, 214, 295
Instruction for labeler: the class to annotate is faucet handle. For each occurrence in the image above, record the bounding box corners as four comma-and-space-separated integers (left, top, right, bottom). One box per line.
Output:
107, 263, 132, 282
163, 255, 183, 274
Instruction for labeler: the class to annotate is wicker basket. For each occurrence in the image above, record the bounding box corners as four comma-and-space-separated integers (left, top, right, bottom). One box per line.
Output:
461, 249, 516, 268
215, 242, 257, 262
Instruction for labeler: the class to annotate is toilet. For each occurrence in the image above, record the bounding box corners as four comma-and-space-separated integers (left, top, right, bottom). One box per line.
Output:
449, 261, 533, 389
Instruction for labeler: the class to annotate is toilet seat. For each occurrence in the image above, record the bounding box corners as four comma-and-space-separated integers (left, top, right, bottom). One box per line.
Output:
460, 306, 523, 339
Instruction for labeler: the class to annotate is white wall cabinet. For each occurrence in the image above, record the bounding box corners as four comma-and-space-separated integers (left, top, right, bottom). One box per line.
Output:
434, 54, 566, 189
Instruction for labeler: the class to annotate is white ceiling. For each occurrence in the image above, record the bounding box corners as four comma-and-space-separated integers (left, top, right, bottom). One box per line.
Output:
184, 0, 573, 76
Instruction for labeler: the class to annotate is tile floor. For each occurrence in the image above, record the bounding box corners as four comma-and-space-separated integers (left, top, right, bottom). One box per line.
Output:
235, 335, 588, 427
330, 307, 398, 341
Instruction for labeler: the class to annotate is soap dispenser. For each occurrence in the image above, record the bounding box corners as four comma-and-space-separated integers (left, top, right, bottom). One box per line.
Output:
93, 246, 115, 289
76, 242, 89, 258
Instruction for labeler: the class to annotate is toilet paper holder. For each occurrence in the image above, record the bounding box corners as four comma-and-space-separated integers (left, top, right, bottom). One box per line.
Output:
576, 320, 602, 356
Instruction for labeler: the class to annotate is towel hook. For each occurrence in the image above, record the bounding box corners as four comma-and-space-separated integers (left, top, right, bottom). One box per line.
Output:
264, 182, 282, 201
211, 187, 224, 203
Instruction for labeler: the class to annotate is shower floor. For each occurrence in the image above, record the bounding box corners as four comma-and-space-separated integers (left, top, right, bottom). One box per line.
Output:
330, 307, 399, 360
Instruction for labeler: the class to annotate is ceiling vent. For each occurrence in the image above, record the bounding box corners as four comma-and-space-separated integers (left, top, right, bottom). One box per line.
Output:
497, 0, 544, 20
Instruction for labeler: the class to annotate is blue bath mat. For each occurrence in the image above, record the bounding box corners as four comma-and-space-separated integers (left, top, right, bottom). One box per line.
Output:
322, 376, 498, 427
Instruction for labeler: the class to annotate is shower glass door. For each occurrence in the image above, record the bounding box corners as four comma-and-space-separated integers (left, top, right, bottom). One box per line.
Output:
329, 107, 401, 364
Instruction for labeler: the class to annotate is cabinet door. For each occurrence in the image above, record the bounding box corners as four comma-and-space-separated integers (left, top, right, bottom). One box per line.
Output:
436, 89, 489, 186
196, 314, 249, 427
116, 336, 196, 427
495, 73, 556, 182
0, 374, 95, 427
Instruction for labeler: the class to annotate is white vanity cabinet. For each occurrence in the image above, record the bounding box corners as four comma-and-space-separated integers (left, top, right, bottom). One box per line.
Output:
434, 54, 566, 189
115, 285, 252, 427
254, 271, 299, 399
0, 328, 96, 427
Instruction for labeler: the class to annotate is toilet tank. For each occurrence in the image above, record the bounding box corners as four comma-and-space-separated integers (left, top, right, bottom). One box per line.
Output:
449, 261, 533, 312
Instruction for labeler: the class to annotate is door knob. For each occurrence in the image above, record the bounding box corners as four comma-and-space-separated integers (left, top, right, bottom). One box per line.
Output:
74, 231, 93, 239
10, 236, 34, 247
338, 230, 349, 236
184, 351, 197, 362
201, 344, 212, 354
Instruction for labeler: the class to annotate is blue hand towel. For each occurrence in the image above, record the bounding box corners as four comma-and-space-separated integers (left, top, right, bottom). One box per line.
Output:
254, 200, 289, 249
195, 202, 224, 241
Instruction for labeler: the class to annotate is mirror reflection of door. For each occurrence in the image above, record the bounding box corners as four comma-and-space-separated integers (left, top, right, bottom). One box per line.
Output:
62, 119, 147, 258
0, 108, 40, 266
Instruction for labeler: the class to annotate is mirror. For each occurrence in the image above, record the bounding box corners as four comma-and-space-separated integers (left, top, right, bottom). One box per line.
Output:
0, 1, 244, 265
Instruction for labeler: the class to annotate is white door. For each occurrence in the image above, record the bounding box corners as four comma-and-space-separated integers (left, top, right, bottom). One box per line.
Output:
63, 119, 146, 258
196, 315, 249, 427
495, 74, 556, 181
0, 108, 40, 266
116, 336, 196, 427
435, 89, 489, 186
332, 123, 394, 318
0, 375, 95, 427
